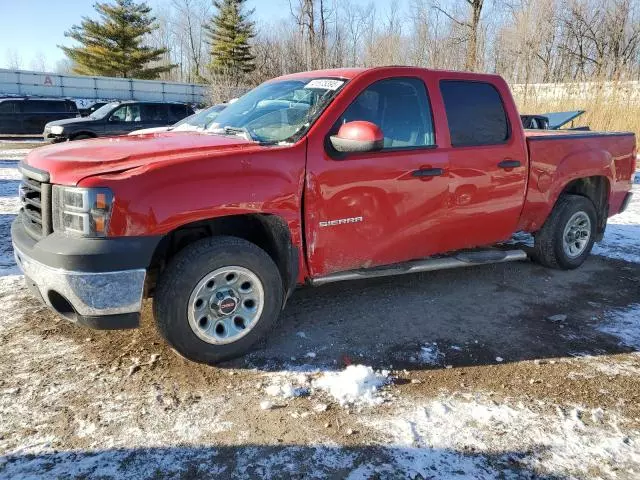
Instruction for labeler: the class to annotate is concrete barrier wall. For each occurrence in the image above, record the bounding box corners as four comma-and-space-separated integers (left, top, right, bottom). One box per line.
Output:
0, 68, 207, 104
511, 81, 640, 103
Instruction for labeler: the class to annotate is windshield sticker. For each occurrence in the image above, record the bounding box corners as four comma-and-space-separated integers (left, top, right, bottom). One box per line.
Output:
304, 79, 345, 91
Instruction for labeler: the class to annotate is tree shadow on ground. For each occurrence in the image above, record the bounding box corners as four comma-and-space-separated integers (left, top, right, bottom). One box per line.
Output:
0, 444, 566, 480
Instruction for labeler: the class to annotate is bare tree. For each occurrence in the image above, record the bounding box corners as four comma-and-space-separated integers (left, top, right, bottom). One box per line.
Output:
434, 0, 485, 70
5, 48, 22, 70
29, 51, 48, 72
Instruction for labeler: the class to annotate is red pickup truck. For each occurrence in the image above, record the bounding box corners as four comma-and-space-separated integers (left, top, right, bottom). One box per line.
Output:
12, 67, 636, 363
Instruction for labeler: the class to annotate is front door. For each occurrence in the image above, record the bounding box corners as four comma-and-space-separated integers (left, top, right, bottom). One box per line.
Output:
107, 104, 146, 135
304, 76, 451, 277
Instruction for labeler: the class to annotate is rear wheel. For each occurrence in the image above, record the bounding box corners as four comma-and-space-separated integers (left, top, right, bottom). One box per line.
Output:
531, 194, 597, 269
153, 236, 284, 364
71, 134, 93, 141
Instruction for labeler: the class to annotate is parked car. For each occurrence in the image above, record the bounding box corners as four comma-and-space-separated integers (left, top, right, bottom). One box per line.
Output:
12, 67, 636, 364
78, 102, 107, 117
43, 101, 194, 142
129, 103, 226, 135
0, 97, 79, 135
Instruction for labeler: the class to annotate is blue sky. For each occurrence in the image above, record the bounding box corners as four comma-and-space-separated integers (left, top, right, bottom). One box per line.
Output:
0, 0, 302, 70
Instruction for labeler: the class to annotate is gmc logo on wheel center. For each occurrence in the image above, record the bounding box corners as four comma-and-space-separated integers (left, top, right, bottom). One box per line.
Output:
319, 216, 364, 228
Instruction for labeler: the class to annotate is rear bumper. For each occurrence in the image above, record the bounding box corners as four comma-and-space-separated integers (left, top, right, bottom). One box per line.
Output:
11, 215, 162, 329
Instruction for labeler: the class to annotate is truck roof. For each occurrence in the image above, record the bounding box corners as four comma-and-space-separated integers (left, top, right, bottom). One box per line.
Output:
275, 66, 506, 82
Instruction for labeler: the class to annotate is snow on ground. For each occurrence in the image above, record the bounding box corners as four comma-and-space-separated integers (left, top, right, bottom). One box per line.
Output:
0, 149, 33, 160
0, 154, 23, 276
412, 343, 444, 365
593, 184, 640, 263
364, 393, 640, 479
597, 303, 640, 350
312, 365, 390, 406
1, 148, 640, 479
260, 366, 390, 406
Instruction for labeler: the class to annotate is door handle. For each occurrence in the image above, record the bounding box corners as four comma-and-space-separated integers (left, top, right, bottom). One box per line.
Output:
412, 168, 444, 178
498, 160, 521, 169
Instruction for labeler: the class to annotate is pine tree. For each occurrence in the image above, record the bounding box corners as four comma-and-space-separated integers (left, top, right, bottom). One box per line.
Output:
205, 0, 256, 84
59, 0, 175, 79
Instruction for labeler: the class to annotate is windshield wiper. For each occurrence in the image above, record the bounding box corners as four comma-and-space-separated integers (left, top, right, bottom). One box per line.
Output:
223, 126, 254, 141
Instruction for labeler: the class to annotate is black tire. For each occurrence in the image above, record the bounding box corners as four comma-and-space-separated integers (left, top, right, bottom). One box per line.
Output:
71, 134, 93, 141
153, 236, 284, 364
531, 194, 598, 270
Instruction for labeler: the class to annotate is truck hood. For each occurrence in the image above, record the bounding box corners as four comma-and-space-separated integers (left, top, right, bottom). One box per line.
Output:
25, 132, 258, 184
45, 117, 95, 128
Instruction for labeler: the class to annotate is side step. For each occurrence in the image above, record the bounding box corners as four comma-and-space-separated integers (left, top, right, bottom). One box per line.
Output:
310, 249, 528, 286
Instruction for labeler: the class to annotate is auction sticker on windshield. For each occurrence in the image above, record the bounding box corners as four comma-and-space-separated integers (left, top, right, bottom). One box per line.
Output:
304, 79, 345, 90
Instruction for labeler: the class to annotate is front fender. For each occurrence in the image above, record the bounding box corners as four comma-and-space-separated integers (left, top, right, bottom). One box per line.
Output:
79, 143, 307, 249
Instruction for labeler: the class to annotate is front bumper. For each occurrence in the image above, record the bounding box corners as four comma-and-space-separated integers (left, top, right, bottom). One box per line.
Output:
14, 245, 145, 328
43, 134, 67, 143
11, 215, 162, 329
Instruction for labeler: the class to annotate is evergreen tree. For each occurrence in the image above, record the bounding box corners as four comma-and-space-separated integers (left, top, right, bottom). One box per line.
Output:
205, 0, 256, 83
59, 0, 175, 79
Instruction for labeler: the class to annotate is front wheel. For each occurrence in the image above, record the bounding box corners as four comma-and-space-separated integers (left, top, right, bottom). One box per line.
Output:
153, 236, 284, 364
531, 194, 598, 270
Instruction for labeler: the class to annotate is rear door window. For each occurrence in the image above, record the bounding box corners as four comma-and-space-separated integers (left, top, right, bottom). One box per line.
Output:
141, 104, 169, 123
440, 81, 509, 147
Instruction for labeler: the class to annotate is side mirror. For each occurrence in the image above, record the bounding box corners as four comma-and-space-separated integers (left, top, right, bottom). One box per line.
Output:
329, 121, 384, 153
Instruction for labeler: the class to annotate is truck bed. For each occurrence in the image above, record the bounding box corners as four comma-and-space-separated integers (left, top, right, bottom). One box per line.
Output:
517, 130, 636, 232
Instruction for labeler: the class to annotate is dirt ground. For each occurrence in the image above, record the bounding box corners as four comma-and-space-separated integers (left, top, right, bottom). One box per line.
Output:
1, 148, 639, 479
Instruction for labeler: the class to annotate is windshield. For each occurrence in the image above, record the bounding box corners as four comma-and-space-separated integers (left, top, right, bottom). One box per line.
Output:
207, 77, 347, 144
89, 102, 120, 119
173, 104, 226, 130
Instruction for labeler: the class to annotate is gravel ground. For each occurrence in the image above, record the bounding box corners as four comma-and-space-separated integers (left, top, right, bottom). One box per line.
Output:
1, 148, 639, 479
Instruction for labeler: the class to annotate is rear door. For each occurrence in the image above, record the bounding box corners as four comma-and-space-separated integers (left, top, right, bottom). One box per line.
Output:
168, 104, 190, 125
304, 76, 451, 276
0, 101, 19, 134
141, 103, 169, 128
439, 79, 528, 249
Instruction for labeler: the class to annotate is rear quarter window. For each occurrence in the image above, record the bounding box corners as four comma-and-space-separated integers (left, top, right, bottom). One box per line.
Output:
23, 100, 66, 113
440, 80, 509, 147
0, 101, 15, 114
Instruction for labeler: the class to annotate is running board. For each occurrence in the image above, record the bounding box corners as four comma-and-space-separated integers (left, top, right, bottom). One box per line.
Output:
310, 249, 528, 286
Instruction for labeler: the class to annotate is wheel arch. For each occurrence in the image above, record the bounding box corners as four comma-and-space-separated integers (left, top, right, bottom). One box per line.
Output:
558, 175, 610, 240
147, 213, 299, 301
70, 131, 97, 140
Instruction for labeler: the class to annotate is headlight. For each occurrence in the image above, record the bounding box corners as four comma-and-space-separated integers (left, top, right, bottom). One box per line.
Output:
50, 126, 64, 135
52, 186, 114, 237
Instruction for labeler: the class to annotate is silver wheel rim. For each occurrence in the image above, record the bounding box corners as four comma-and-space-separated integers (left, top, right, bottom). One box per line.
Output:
562, 211, 591, 258
187, 266, 264, 345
